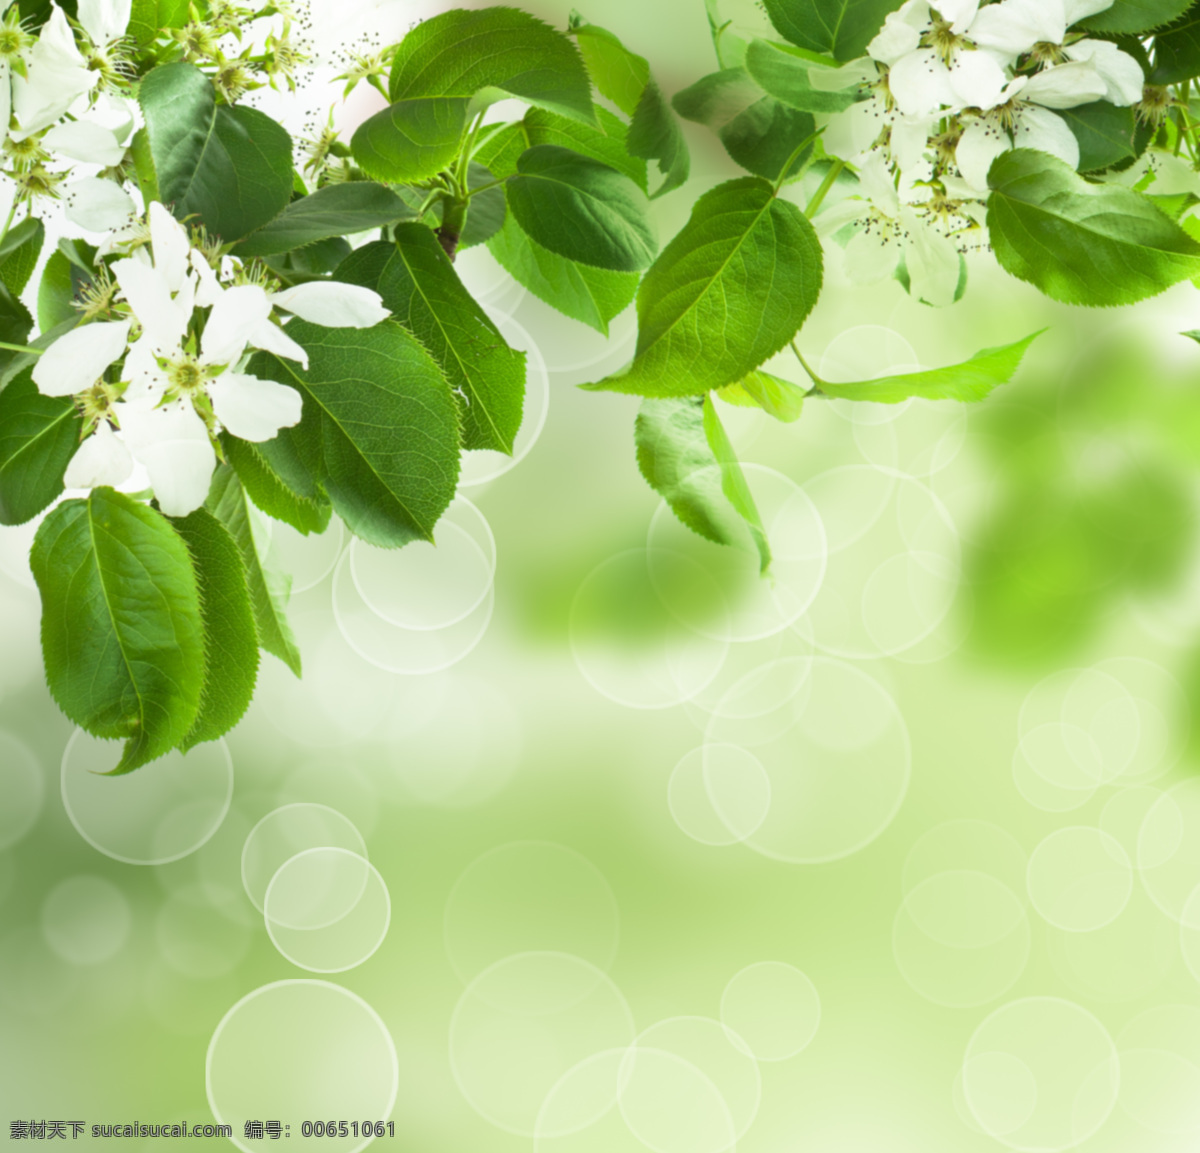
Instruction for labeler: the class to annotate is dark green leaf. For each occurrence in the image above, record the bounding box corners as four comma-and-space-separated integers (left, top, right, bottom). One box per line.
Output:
234, 183, 416, 257
220, 433, 332, 536
388, 6, 596, 125
987, 149, 1200, 305
719, 369, 806, 421
1152, 1, 1200, 81
588, 177, 822, 397
31, 488, 204, 774
0, 368, 81, 525
0, 318, 76, 395
247, 320, 461, 548
763, 0, 899, 61
744, 39, 866, 113
1084, 0, 1192, 34
206, 463, 302, 676
350, 96, 472, 184
171, 506, 258, 752
442, 162, 508, 249
570, 11, 651, 115
1061, 101, 1140, 171
139, 63, 294, 242
0, 217, 44, 296
628, 80, 691, 196
486, 212, 638, 334
0, 280, 34, 385
703, 394, 770, 572
265, 236, 355, 281
17, 0, 76, 26
506, 144, 656, 271
337, 231, 525, 454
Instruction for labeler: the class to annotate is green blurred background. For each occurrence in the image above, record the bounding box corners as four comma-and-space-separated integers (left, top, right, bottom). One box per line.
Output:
4, 0, 1200, 1149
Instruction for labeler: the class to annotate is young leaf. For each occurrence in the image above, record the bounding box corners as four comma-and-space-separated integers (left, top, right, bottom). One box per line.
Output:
0, 369, 81, 525
1059, 101, 1140, 171
388, 6, 597, 125
234, 183, 417, 258
350, 97, 472, 185
129, 0, 188, 45
37, 251, 77, 332
1151, 2, 1200, 81
587, 177, 822, 397
171, 506, 259, 752
523, 106, 649, 190
628, 80, 691, 196
138, 63, 294, 242
506, 144, 657, 271
0, 217, 45, 296
1083, 0, 1192, 35
31, 488, 205, 774
336, 231, 525, 455
763, 0, 899, 61
720, 370, 806, 421
247, 320, 461, 548
987, 149, 1200, 306
206, 463, 302, 676
744, 39, 866, 113
570, 12, 651, 114
703, 395, 771, 573
812, 331, 1044, 402
486, 212, 638, 335
220, 433, 332, 536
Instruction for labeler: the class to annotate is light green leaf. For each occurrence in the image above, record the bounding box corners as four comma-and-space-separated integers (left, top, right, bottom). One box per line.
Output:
814, 331, 1044, 402
473, 120, 529, 180
220, 433, 331, 536
129, 0, 188, 44
487, 212, 638, 335
763, 0, 899, 61
0, 217, 44, 296
1083, 0, 1192, 35
234, 183, 416, 258
139, 63, 294, 242
247, 320, 461, 548
31, 488, 205, 774
719, 369, 806, 421
350, 96, 472, 184
987, 149, 1200, 306
171, 506, 258, 752
507, 144, 656, 271
336, 231, 526, 454
388, 6, 596, 125
129, 126, 159, 203
744, 39, 865, 112
628, 80, 691, 196
569, 11, 650, 115
525, 106, 648, 190
588, 177, 823, 397
0, 368, 81, 525
703, 394, 770, 572
206, 463, 301, 676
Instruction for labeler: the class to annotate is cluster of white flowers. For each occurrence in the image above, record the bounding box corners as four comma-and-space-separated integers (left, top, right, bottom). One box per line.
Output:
32, 202, 389, 517
813, 0, 1146, 304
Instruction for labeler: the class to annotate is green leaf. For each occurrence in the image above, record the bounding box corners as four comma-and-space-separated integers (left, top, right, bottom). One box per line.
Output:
1060, 101, 1140, 171
813, 331, 1044, 402
0, 318, 77, 395
0, 217, 44, 297
170, 506, 258, 751
986, 149, 1200, 306
1150, 191, 1200, 219
234, 183, 415, 257
129, 0, 189, 44
37, 251, 77, 333
628, 80, 691, 196
138, 63, 294, 242
474, 120, 528, 180
0, 279, 34, 385
762, 0, 899, 61
0, 368, 81, 525
588, 177, 822, 397
206, 463, 302, 676
570, 12, 651, 115
30, 488, 205, 774
1152, 1, 1200, 82
350, 96, 472, 184
486, 212, 638, 335
388, 6, 596, 125
703, 394, 770, 573
506, 144, 656, 271
129, 126, 159, 204
525, 106, 648, 190
447, 162, 508, 249
1083, 0, 1192, 34
744, 39, 866, 113
220, 433, 332, 536
336, 231, 525, 454
247, 320, 461, 548
719, 369, 806, 421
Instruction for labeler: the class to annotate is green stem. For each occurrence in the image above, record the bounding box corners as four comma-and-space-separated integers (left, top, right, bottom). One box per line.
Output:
804, 159, 845, 219
465, 175, 510, 199
0, 198, 20, 252
0, 340, 43, 355
773, 128, 825, 193
790, 341, 826, 395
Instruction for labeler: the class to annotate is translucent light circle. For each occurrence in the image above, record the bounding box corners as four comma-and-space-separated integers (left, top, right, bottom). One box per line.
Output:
278, 757, 381, 841
207, 980, 398, 1153
1100, 786, 1164, 862
1118, 1005, 1200, 1135
264, 515, 345, 593
0, 730, 43, 849
512, 284, 638, 375
241, 803, 367, 914
818, 325, 919, 386
646, 465, 827, 644
1175, 887, 1200, 981
620, 1017, 761, 1153
444, 842, 620, 984
719, 962, 820, 1062
668, 745, 772, 847
265, 848, 390, 973
1138, 780, 1200, 923
570, 549, 729, 710
449, 952, 635, 1137
1012, 722, 1103, 803
533, 1049, 633, 1147
851, 402, 968, 480
156, 886, 253, 979
1095, 656, 1187, 785
61, 730, 233, 865
1026, 827, 1133, 933
0, 514, 43, 589
961, 997, 1119, 1151
41, 875, 132, 965
457, 314, 550, 488
706, 658, 910, 864
455, 243, 527, 325
350, 498, 495, 631
892, 872, 1030, 1008
332, 551, 495, 674
902, 820, 1029, 898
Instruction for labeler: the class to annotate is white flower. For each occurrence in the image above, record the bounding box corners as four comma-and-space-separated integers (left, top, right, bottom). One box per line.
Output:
33, 319, 131, 397
64, 419, 133, 489
970, 0, 1116, 63
118, 400, 216, 517
63, 175, 137, 232
11, 5, 95, 140
77, 0, 132, 47
823, 92, 936, 171
1062, 38, 1144, 105
270, 282, 391, 328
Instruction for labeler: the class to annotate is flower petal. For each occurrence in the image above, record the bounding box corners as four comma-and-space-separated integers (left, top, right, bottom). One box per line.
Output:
113, 258, 189, 353
969, 0, 1067, 61
119, 400, 215, 517
939, 0, 981, 33
843, 224, 899, 284
900, 209, 961, 307
821, 97, 888, 161
10, 6, 94, 138
64, 421, 133, 490
63, 177, 136, 233
32, 319, 131, 397
891, 113, 935, 169
868, 0, 930, 64
248, 318, 310, 368
190, 250, 223, 308
77, 0, 131, 45
949, 50, 1009, 110
888, 49, 957, 117
1063, 0, 1116, 24
200, 284, 272, 366
1063, 39, 1145, 105
1022, 60, 1109, 108
207, 373, 303, 442
269, 281, 390, 328
857, 150, 902, 215
955, 116, 1012, 189
1014, 104, 1080, 168
149, 201, 192, 294
43, 120, 126, 165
